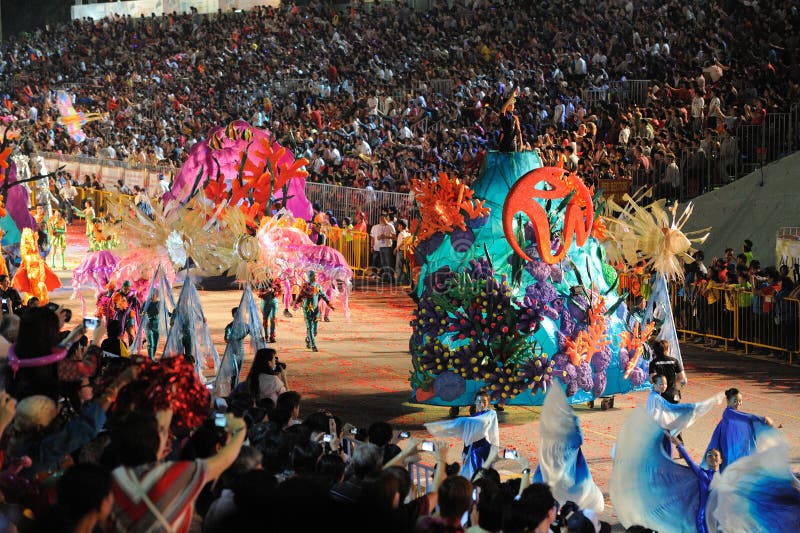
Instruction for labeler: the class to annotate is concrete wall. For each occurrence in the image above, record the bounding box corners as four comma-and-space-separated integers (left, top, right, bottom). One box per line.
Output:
682, 151, 800, 266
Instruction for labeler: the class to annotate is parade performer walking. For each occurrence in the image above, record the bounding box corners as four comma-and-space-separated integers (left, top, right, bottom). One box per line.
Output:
704, 387, 775, 472
72, 199, 95, 246
112, 280, 139, 345
257, 277, 282, 343
142, 291, 162, 360
294, 271, 334, 352
425, 390, 499, 480
11, 228, 61, 305
224, 307, 250, 372
48, 209, 67, 269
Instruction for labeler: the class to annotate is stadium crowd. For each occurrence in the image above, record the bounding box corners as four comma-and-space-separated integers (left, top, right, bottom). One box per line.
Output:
1, 0, 798, 200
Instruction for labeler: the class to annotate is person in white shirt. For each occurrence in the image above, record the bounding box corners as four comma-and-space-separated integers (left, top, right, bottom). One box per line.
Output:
394, 220, 411, 284
246, 348, 287, 405
619, 120, 631, 145
691, 92, 705, 133
369, 211, 396, 281
357, 136, 372, 157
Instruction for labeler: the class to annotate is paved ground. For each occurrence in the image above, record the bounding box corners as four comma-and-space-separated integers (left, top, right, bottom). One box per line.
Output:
44, 223, 799, 527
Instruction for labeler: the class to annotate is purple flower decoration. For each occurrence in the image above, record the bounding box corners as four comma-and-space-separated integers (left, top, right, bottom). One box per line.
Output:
519, 355, 558, 396
618, 346, 630, 370
467, 213, 489, 229
465, 257, 493, 281
629, 367, 647, 387
559, 312, 576, 337
450, 227, 475, 253
591, 345, 612, 374
433, 371, 467, 401
526, 282, 557, 305
526, 260, 552, 282
567, 293, 589, 323
592, 371, 607, 396
575, 362, 594, 392
549, 265, 564, 283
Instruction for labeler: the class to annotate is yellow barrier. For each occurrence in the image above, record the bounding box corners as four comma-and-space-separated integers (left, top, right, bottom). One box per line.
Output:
327, 231, 370, 276
74, 187, 135, 214
616, 272, 797, 365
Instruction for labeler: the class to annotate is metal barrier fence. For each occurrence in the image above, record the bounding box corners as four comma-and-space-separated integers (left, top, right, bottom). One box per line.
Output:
340, 437, 436, 497
35, 151, 174, 197
304, 181, 416, 226
582, 80, 650, 107
619, 272, 797, 365
408, 461, 436, 497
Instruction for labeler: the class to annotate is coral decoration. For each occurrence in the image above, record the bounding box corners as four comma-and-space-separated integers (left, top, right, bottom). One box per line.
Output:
114, 357, 210, 430
201, 123, 309, 226
0, 194, 6, 217
591, 216, 608, 241
412, 173, 490, 242
603, 188, 709, 281
621, 321, 656, 378
0, 147, 11, 170
564, 298, 610, 366
503, 167, 594, 265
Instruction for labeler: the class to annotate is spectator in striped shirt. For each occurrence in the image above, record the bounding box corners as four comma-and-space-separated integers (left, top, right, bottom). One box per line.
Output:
108, 409, 246, 533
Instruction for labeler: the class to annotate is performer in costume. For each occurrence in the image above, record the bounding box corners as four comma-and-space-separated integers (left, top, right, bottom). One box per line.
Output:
646, 374, 723, 455
671, 435, 721, 533
72, 199, 96, 243
112, 280, 139, 345
425, 390, 499, 481
533, 385, 604, 514
11, 228, 61, 305
498, 87, 523, 152
257, 278, 282, 343
142, 292, 162, 360
224, 307, 250, 373
48, 209, 67, 269
294, 270, 333, 352
96, 282, 117, 323
704, 387, 775, 472
610, 406, 800, 533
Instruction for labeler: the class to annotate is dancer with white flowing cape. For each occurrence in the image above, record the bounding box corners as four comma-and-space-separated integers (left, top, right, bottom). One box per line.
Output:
533, 384, 604, 515
425, 391, 499, 480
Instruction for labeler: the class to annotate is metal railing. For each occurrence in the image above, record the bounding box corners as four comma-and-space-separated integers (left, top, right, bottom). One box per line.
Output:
408, 461, 436, 497
304, 181, 416, 226
582, 80, 650, 107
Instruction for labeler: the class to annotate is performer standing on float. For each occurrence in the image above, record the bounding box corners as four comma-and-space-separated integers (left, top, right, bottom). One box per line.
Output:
498, 87, 523, 152
294, 270, 334, 352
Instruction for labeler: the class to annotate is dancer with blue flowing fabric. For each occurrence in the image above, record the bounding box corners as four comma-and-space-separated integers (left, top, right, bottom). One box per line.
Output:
704, 387, 775, 472
425, 391, 499, 480
708, 435, 800, 532
647, 374, 723, 455
533, 384, 604, 515
610, 407, 710, 533
671, 435, 721, 533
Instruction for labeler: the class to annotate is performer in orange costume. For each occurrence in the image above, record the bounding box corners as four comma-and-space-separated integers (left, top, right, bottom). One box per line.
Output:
11, 228, 61, 304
